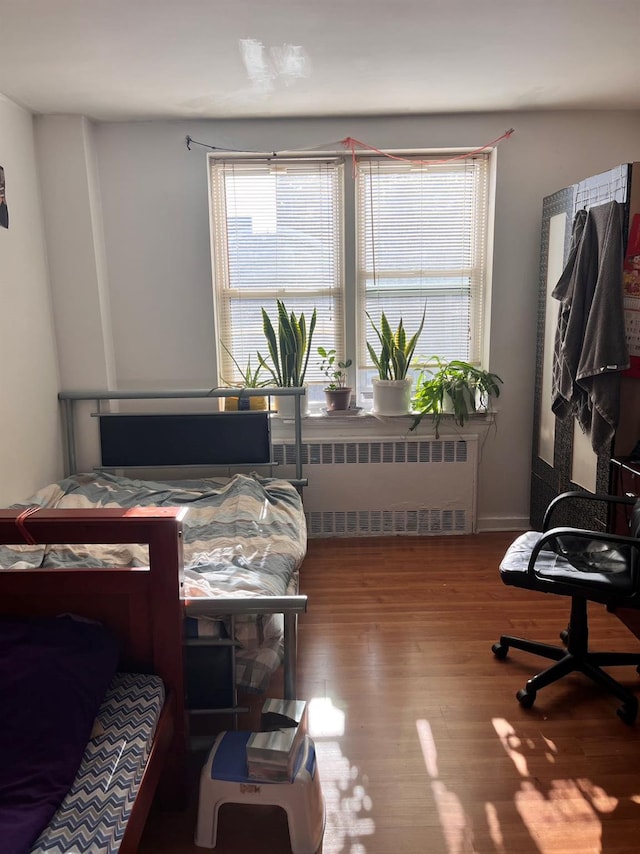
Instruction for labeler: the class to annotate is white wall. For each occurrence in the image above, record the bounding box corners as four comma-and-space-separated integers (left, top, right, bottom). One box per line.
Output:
0, 95, 61, 503
35, 116, 115, 390
36, 110, 640, 529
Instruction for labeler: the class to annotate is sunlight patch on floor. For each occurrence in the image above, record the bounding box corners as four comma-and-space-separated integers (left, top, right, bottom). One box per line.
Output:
491, 717, 618, 851
309, 697, 374, 854
414, 716, 628, 854
484, 802, 505, 854
308, 696, 346, 738
416, 718, 476, 854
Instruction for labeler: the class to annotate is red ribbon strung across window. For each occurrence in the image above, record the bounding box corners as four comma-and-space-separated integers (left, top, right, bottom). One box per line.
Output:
340, 128, 515, 177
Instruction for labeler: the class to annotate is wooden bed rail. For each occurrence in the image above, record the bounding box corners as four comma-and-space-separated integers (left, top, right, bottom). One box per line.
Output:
0, 505, 188, 542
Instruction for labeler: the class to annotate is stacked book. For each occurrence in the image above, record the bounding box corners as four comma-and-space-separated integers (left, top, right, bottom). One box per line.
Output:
246, 698, 307, 782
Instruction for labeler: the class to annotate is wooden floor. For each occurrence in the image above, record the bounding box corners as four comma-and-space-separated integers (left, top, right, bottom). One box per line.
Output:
139, 533, 640, 854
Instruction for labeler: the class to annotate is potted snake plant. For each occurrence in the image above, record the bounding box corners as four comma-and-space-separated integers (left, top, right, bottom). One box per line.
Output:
258, 300, 317, 416
366, 308, 425, 416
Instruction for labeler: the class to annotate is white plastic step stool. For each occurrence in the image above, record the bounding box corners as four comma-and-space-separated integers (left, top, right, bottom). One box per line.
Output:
194, 730, 325, 854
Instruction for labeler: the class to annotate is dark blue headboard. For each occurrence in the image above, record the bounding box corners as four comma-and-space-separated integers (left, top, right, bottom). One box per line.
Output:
99, 412, 271, 467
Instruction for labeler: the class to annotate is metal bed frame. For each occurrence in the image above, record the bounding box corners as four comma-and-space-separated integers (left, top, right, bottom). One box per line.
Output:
57, 386, 308, 718
58, 386, 307, 486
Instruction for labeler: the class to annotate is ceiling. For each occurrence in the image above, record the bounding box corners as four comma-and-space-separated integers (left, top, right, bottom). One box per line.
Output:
0, 0, 639, 122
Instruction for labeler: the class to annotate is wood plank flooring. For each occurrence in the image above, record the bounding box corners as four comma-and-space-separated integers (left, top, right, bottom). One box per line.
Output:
139, 533, 640, 854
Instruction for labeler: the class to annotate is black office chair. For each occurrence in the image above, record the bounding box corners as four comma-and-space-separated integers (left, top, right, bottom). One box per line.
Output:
492, 491, 640, 723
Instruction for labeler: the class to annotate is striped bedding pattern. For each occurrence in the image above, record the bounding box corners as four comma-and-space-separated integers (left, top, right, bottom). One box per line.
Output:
31, 672, 164, 854
0, 472, 307, 691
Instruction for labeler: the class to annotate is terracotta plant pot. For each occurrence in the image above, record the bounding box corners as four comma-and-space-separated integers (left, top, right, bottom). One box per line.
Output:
324, 387, 352, 411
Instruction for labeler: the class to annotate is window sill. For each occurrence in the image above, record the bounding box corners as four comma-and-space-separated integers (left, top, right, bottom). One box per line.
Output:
272, 409, 496, 438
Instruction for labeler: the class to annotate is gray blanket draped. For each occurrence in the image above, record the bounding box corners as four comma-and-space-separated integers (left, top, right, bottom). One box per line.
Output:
551, 200, 628, 453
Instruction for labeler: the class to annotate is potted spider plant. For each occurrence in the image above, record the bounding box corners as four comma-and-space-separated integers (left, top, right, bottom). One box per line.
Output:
258, 300, 317, 416
318, 347, 353, 411
220, 342, 270, 411
410, 357, 503, 437
366, 308, 425, 416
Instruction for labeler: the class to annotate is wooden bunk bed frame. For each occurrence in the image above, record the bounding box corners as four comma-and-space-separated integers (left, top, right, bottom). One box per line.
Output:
0, 505, 188, 853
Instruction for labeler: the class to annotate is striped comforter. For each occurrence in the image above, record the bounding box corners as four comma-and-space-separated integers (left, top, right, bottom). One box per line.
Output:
0, 472, 307, 691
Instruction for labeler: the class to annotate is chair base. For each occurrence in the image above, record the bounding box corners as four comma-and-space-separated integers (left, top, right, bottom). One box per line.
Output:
492, 633, 640, 723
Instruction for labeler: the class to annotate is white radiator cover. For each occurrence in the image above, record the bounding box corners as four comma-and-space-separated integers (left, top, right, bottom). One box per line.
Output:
274, 435, 478, 537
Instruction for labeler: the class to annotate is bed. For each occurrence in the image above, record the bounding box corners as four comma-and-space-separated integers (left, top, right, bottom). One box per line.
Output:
5, 387, 308, 716
0, 506, 186, 854
1, 469, 307, 703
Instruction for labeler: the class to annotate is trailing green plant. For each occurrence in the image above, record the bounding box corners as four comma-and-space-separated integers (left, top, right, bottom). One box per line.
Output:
317, 347, 352, 389
410, 357, 503, 437
366, 309, 426, 381
220, 342, 269, 388
258, 300, 317, 387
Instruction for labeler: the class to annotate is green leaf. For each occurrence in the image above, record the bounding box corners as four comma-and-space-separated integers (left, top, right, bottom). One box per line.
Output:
257, 351, 278, 384
299, 308, 317, 385
261, 308, 282, 386
367, 341, 382, 374
380, 312, 393, 347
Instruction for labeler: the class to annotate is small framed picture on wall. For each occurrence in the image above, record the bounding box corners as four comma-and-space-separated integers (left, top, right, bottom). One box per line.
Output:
0, 166, 8, 229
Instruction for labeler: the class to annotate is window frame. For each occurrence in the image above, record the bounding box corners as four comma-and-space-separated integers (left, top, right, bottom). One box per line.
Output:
208, 147, 494, 409
208, 153, 346, 393
355, 154, 491, 390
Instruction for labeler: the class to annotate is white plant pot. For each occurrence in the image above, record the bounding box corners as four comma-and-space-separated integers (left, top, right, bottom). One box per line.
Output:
442, 385, 482, 415
371, 378, 412, 416
274, 390, 308, 418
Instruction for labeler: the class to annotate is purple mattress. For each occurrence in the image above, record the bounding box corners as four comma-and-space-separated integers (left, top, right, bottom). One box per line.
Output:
0, 615, 119, 854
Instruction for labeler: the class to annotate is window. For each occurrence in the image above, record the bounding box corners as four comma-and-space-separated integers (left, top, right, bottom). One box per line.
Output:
356, 156, 490, 387
209, 150, 492, 405
210, 157, 344, 388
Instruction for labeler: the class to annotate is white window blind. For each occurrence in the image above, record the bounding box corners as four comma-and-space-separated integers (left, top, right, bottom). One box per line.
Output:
356, 155, 490, 374
209, 157, 345, 386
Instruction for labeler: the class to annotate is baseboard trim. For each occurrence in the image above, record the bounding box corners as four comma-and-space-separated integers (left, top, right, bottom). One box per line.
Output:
476, 515, 530, 533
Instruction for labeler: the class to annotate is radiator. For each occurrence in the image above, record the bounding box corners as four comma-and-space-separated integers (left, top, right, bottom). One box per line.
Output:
273, 435, 478, 537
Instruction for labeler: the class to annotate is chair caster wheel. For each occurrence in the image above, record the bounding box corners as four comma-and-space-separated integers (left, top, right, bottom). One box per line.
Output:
492, 642, 508, 660
516, 687, 536, 708
616, 701, 638, 725
560, 629, 569, 645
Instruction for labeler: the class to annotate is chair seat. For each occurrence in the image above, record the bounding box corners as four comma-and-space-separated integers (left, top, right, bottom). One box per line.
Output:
500, 530, 635, 599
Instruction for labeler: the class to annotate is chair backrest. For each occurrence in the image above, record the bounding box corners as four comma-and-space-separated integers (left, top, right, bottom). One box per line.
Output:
631, 499, 640, 539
